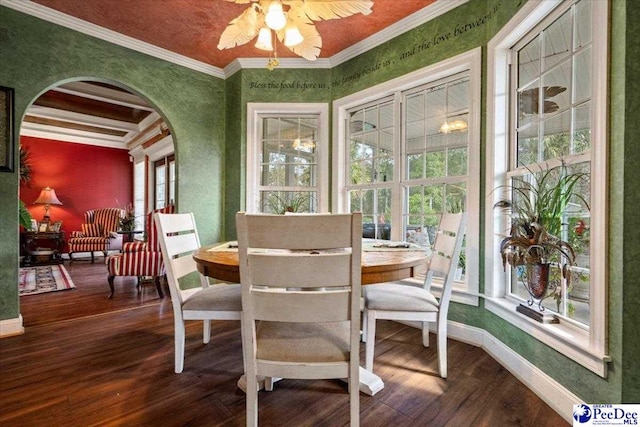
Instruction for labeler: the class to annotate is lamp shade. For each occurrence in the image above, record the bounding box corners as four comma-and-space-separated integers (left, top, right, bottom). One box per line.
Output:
284, 23, 304, 47
265, 1, 286, 31
255, 27, 274, 51
34, 187, 62, 206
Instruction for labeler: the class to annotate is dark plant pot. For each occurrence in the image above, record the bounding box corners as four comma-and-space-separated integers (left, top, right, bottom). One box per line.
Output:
526, 263, 550, 299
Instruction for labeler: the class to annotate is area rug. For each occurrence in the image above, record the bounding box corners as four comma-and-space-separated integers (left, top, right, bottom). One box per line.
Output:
19, 265, 76, 296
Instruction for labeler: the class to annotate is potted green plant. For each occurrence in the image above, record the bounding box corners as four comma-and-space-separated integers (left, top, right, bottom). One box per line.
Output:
265, 192, 314, 214
19, 200, 33, 230
494, 163, 589, 321
119, 203, 137, 232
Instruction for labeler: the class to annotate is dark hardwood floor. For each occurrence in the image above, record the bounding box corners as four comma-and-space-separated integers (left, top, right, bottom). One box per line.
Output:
3, 262, 569, 426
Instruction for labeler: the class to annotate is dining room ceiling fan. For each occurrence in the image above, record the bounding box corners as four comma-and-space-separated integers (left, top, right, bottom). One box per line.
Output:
519, 85, 567, 115
217, 0, 374, 68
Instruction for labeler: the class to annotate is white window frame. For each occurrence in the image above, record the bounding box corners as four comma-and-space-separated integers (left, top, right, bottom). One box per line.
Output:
333, 48, 481, 305
485, 0, 609, 376
246, 103, 330, 213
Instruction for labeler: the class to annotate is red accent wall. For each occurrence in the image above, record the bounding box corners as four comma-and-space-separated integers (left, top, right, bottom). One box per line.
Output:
19, 136, 132, 250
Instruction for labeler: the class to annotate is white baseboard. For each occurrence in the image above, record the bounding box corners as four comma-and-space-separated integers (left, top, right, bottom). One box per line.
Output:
0, 315, 24, 338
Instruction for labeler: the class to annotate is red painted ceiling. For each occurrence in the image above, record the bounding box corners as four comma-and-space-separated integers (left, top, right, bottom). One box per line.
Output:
32, 0, 435, 69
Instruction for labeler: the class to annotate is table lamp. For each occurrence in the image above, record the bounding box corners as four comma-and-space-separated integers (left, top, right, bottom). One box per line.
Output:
33, 186, 62, 222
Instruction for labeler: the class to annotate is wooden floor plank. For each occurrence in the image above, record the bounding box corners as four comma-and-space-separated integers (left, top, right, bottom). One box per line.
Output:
1, 263, 569, 426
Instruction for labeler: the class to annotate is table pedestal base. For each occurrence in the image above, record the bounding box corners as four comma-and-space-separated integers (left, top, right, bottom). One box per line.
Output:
237, 367, 384, 396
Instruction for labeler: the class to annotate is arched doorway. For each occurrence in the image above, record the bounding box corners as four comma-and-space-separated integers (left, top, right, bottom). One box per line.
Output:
18, 79, 175, 326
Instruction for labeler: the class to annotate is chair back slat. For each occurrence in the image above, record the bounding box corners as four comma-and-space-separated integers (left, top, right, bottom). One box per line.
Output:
252, 289, 351, 322
247, 252, 353, 289
239, 214, 355, 250
432, 233, 457, 258
164, 233, 201, 259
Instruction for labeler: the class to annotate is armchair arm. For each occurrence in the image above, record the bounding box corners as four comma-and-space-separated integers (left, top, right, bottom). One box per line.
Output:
122, 241, 148, 253
70, 231, 86, 238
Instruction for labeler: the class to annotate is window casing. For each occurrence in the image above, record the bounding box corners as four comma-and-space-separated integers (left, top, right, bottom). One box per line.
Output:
486, 0, 608, 376
247, 103, 329, 214
154, 154, 175, 209
133, 160, 145, 231
335, 49, 481, 304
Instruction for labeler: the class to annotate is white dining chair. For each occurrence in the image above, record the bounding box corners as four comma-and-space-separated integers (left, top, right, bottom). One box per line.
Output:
154, 212, 242, 374
236, 212, 362, 427
363, 212, 466, 378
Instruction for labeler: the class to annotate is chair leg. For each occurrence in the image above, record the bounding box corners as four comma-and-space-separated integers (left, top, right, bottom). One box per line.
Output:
90, 252, 95, 263
246, 367, 259, 427
154, 276, 164, 298
175, 318, 186, 374
422, 321, 430, 347
203, 320, 211, 344
364, 309, 376, 371
107, 275, 115, 299
437, 319, 447, 378
350, 362, 360, 427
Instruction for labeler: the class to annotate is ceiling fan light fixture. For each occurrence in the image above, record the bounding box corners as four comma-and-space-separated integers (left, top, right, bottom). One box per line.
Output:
284, 23, 304, 47
440, 119, 468, 134
255, 27, 274, 51
265, 1, 287, 31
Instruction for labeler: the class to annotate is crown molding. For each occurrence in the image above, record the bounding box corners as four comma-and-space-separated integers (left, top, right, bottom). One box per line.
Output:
20, 124, 127, 149
330, 0, 469, 66
0, 0, 225, 78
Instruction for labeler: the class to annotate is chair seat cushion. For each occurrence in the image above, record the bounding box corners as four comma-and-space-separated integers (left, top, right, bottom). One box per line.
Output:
182, 284, 242, 312
364, 283, 439, 312
256, 321, 350, 363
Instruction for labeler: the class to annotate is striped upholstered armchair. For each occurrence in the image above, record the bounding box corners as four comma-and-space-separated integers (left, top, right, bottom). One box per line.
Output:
68, 207, 124, 263
106, 205, 175, 299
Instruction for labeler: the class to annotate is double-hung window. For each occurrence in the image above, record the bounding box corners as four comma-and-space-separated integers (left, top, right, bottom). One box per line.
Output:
486, 0, 608, 375
247, 103, 329, 214
335, 49, 481, 303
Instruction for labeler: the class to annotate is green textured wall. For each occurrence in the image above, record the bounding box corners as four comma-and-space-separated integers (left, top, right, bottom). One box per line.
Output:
618, 0, 640, 402
223, 67, 331, 239
0, 8, 225, 321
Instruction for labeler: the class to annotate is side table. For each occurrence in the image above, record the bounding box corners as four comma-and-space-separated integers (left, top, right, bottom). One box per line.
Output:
20, 231, 65, 266
116, 230, 144, 245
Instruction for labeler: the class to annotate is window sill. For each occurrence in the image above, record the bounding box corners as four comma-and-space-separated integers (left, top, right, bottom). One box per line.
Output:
484, 296, 610, 377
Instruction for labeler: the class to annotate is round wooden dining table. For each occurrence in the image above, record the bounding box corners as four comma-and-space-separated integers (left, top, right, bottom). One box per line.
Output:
192, 241, 430, 285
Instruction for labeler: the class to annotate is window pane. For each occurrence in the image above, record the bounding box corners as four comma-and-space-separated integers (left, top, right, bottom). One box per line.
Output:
406, 93, 425, 122
542, 60, 571, 114
574, 0, 591, 50
517, 128, 539, 166
573, 102, 591, 153
542, 110, 571, 160
448, 148, 468, 176
446, 182, 466, 213
573, 47, 591, 104
426, 151, 445, 178
518, 80, 540, 126
543, 10, 571, 71
518, 35, 540, 87
448, 78, 469, 113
